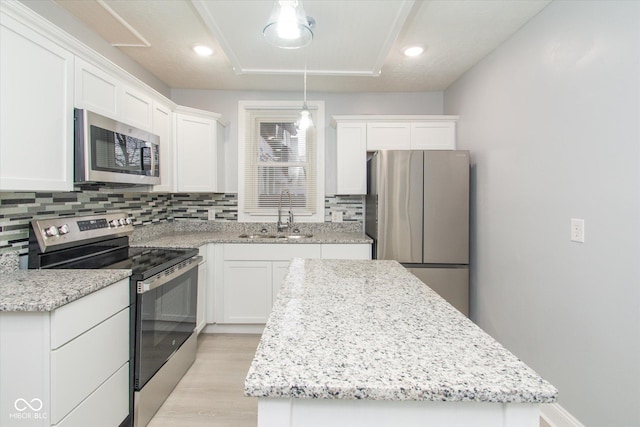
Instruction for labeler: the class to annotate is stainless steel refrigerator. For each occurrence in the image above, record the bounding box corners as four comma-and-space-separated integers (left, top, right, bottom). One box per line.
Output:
366, 150, 470, 316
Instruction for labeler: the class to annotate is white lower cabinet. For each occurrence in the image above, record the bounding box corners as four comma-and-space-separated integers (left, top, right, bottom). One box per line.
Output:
214, 243, 371, 325
223, 261, 272, 323
196, 245, 208, 334
272, 261, 292, 304
0, 279, 130, 426
321, 244, 371, 260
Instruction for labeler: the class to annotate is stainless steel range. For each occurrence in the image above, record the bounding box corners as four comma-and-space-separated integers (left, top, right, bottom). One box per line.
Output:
28, 213, 201, 427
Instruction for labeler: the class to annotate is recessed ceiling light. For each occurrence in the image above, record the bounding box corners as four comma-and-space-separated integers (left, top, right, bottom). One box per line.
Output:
403, 45, 425, 57
193, 44, 214, 56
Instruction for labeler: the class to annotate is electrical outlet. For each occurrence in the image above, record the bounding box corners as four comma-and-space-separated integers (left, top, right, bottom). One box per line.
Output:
331, 211, 343, 222
207, 208, 217, 221
570, 218, 585, 243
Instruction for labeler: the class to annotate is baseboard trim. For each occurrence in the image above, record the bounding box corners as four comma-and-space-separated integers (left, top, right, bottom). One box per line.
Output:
540, 403, 585, 427
202, 323, 265, 334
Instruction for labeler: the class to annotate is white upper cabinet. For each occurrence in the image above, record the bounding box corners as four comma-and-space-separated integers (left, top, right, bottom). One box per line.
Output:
410, 121, 456, 150
175, 107, 227, 193
336, 122, 367, 195
366, 122, 411, 150
0, 9, 74, 192
74, 58, 118, 119
120, 84, 153, 131
75, 58, 153, 131
333, 115, 457, 195
152, 100, 175, 192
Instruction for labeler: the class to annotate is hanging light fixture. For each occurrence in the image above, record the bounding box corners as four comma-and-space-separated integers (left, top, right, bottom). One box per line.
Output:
297, 64, 313, 131
263, 1, 314, 49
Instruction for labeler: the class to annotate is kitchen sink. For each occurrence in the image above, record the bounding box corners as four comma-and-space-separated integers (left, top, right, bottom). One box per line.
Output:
285, 234, 313, 239
238, 234, 277, 239
238, 233, 313, 240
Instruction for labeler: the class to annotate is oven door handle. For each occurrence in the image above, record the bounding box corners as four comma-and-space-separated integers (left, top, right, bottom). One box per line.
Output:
137, 255, 202, 294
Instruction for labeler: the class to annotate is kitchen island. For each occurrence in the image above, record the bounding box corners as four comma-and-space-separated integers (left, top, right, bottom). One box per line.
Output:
245, 259, 557, 427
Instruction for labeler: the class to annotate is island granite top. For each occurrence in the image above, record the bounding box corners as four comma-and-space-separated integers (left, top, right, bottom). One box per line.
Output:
0, 269, 131, 312
244, 258, 558, 403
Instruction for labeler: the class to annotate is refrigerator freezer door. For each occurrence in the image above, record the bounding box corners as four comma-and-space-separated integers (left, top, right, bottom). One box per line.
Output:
407, 266, 469, 317
376, 151, 423, 263
423, 151, 469, 264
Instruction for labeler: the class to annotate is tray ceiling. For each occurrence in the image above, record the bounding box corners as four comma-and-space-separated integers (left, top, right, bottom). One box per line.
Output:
54, 0, 551, 92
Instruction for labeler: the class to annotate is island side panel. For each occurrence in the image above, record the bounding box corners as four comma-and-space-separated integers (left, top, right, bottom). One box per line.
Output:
257, 398, 541, 427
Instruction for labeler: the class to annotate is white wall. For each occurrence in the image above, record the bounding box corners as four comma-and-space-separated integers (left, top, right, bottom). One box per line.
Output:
170, 90, 444, 193
444, 1, 640, 426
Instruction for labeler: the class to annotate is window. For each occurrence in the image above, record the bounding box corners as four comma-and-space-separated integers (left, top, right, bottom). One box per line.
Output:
238, 101, 325, 222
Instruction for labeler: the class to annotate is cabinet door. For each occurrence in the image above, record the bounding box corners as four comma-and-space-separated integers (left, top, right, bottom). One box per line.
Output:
0, 15, 74, 191
223, 261, 272, 323
175, 113, 219, 192
272, 261, 291, 304
321, 244, 371, 260
74, 57, 119, 119
410, 121, 456, 150
120, 85, 153, 131
197, 261, 207, 334
336, 122, 367, 195
152, 101, 175, 192
366, 122, 411, 150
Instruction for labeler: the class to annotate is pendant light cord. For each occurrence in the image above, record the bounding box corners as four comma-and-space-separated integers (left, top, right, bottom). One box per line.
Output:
303, 61, 308, 104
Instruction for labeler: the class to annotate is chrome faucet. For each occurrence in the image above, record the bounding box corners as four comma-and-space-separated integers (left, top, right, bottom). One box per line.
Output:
277, 190, 294, 233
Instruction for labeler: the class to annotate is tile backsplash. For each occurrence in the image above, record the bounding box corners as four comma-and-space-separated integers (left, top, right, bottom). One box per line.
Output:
0, 190, 363, 255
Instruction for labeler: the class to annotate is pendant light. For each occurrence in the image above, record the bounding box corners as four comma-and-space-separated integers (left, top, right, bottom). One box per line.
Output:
297, 65, 313, 131
263, 1, 314, 49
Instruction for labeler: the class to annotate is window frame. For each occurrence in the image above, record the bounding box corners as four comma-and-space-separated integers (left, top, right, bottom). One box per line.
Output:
238, 100, 325, 223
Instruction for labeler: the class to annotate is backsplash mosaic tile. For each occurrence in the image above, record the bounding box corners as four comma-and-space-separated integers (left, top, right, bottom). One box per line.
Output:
0, 191, 364, 256
325, 195, 365, 223
171, 193, 238, 221
0, 190, 173, 255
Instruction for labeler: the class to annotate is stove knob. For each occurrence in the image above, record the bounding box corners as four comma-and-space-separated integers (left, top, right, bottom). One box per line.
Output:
44, 225, 59, 237
110, 219, 119, 227
119, 218, 126, 226
58, 224, 70, 235
125, 217, 132, 225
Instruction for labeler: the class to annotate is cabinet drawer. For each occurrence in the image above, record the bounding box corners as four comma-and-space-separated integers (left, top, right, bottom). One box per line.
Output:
223, 244, 321, 261
321, 244, 371, 260
51, 279, 129, 349
55, 362, 129, 427
51, 308, 129, 424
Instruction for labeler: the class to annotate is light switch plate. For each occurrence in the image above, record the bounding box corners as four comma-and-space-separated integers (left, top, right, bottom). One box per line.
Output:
208, 208, 217, 221
570, 218, 585, 243
331, 211, 343, 222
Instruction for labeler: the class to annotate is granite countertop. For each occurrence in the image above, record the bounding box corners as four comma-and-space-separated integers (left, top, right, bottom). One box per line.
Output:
132, 231, 372, 249
244, 258, 558, 403
0, 269, 131, 312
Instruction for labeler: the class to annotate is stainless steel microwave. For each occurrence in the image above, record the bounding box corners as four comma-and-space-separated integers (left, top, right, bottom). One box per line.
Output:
74, 109, 160, 185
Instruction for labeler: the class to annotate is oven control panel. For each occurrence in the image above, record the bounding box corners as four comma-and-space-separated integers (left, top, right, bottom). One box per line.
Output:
31, 213, 135, 252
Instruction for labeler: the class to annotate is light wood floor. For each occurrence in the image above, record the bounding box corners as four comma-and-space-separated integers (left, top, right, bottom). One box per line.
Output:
147, 334, 260, 427
148, 333, 550, 427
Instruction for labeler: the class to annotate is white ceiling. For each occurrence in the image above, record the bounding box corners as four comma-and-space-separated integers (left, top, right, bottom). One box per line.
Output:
55, 0, 551, 92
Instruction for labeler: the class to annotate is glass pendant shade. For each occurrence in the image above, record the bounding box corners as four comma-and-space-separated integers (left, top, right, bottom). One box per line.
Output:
263, 1, 313, 49
297, 103, 313, 131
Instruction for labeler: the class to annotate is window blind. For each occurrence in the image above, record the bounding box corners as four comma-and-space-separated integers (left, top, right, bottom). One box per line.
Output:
243, 109, 317, 216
